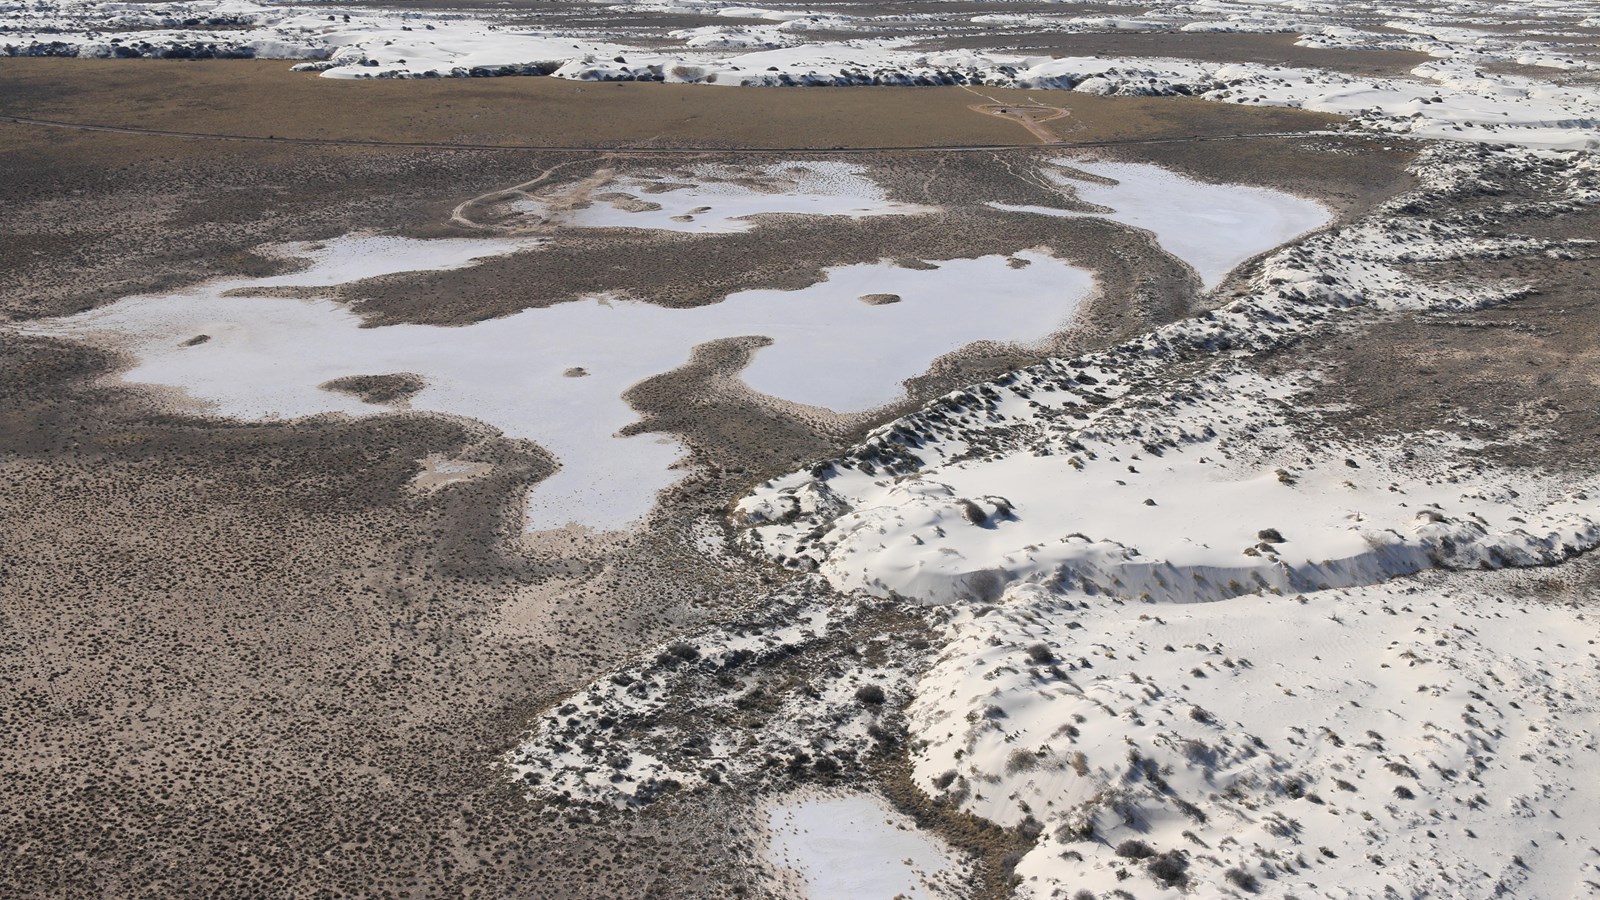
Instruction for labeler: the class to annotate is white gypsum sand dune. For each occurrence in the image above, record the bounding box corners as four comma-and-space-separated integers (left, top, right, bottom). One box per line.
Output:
735, 148, 1600, 602
912, 572, 1600, 898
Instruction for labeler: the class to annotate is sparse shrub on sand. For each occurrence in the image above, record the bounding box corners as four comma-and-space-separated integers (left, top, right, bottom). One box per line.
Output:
1006, 748, 1039, 774
1114, 839, 1156, 860
1146, 850, 1189, 886
1225, 866, 1262, 892
959, 499, 988, 525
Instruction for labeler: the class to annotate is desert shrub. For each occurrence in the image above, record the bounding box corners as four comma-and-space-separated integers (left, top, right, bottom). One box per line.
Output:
1147, 850, 1189, 886
854, 684, 886, 705
1115, 839, 1156, 860
1026, 642, 1055, 664
1054, 817, 1095, 843
1174, 798, 1208, 824
959, 499, 988, 525
1070, 751, 1090, 777
1007, 748, 1039, 774
1225, 867, 1261, 892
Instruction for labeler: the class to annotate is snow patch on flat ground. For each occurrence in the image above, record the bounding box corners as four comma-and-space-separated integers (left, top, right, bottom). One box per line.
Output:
763, 791, 969, 899
993, 159, 1332, 290
25, 235, 1093, 532
28, 158, 1329, 534
515, 161, 933, 234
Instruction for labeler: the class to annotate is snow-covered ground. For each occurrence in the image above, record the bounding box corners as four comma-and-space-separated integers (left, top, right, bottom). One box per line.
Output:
511, 161, 933, 235
25, 234, 1093, 532
992, 160, 1331, 290
764, 791, 970, 899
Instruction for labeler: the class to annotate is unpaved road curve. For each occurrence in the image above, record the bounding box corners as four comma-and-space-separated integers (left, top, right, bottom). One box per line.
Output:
448, 159, 603, 230
0, 113, 1336, 155
969, 103, 1072, 143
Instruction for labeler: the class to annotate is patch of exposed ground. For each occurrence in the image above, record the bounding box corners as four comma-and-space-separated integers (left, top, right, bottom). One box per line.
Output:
0, 64, 1358, 330
1271, 261, 1600, 470
0, 58, 1341, 150
321, 371, 427, 405
0, 124, 578, 321
342, 137, 1406, 329
1253, 177, 1600, 471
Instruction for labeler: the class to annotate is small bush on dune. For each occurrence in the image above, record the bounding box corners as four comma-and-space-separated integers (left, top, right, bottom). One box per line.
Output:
959, 499, 988, 525
854, 684, 886, 705
1006, 748, 1039, 774
1147, 850, 1189, 886
1225, 867, 1261, 893
1115, 839, 1156, 860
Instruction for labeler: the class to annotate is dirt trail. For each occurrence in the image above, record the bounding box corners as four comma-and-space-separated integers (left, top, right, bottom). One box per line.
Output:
958, 84, 1071, 143
968, 103, 1072, 143
450, 161, 612, 231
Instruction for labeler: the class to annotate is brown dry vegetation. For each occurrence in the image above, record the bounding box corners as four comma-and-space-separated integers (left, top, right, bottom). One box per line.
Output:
1272, 203, 1600, 472
0, 58, 1340, 149
0, 334, 764, 896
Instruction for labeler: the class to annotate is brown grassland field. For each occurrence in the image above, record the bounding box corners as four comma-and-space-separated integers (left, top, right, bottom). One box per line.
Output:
0, 57, 1341, 149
